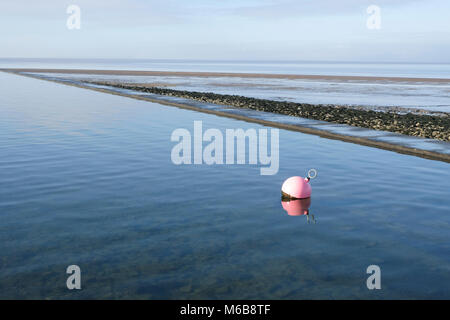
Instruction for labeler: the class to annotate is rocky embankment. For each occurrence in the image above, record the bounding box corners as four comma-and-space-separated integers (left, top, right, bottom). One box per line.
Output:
95, 82, 450, 141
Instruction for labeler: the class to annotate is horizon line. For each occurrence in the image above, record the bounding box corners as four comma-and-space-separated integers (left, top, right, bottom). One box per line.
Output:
1, 57, 450, 65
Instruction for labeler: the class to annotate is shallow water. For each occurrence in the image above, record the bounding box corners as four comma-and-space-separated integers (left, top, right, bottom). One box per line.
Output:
5, 58, 450, 111
29, 74, 450, 156
1, 72, 449, 299
28, 72, 450, 112
2, 58, 450, 78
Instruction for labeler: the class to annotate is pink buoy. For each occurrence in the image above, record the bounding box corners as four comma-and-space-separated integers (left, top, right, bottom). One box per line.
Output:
281, 176, 312, 199
281, 169, 317, 199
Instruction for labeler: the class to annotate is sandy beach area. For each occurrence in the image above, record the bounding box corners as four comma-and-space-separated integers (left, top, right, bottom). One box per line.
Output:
2, 68, 450, 83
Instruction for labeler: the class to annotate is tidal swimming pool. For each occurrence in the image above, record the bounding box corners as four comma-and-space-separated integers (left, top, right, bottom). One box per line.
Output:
0, 72, 449, 299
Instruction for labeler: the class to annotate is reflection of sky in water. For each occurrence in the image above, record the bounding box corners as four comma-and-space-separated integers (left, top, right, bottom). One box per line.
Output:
23, 73, 450, 156
30, 72, 450, 112
1, 72, 450, 299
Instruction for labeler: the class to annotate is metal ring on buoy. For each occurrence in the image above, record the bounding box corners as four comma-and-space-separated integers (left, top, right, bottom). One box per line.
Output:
307, 168, 318, 180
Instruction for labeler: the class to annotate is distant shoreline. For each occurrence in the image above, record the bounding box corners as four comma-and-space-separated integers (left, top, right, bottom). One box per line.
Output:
2, 68, 450, 83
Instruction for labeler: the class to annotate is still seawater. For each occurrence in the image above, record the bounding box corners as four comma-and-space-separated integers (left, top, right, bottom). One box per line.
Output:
0, 72, 449, 299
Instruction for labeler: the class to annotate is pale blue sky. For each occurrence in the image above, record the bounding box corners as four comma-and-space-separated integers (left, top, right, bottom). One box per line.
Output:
1, 0, 449, 62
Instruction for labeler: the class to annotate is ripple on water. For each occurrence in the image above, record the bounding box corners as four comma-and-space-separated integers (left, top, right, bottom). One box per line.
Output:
0, 72, 449, 299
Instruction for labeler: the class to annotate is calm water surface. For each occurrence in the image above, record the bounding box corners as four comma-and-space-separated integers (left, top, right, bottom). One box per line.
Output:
1, 58, 450, 78
0, 72, 449, 299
